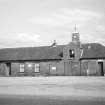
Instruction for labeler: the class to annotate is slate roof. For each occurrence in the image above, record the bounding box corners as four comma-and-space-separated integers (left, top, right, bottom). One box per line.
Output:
0, 45, 65, 61
0, 43, 105, 61
81, 43, 105, 59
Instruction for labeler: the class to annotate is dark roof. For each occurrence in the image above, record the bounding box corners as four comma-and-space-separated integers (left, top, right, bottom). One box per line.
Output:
0, 45, 65, 61
81, 43, 105, 59
0, 43, 105, 61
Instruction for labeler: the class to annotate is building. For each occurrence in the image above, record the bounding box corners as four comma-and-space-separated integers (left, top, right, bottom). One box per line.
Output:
0, 30, 105, 76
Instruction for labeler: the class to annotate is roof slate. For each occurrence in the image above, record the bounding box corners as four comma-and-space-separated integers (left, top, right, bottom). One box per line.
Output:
0, 43, 105, 61
0, 45, 65, 61
81, 43, 105, 59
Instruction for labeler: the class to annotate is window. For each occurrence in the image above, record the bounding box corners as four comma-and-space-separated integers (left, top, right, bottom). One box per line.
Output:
35, 64, 40, 72
20, 64, 24, 72
51, 66, 56, 70
49, 64, 57, 71
49, 65, 57, 74
69, 49, 75, 58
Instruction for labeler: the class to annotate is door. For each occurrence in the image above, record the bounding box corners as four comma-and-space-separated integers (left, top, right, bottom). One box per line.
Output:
71, 61, 80, 76
6, 63, 11, 76
98, 62, 104, 76
64, 61, 72, 76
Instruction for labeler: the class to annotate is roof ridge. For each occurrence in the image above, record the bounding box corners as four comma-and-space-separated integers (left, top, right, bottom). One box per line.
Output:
0, 45, 65, 50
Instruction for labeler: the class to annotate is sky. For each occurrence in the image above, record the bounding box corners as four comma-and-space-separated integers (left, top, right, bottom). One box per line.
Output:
0, 0, 105, 48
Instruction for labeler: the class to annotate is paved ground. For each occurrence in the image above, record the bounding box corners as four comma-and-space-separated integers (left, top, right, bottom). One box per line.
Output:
0, 95, 105, 105
0, 76, 105, 105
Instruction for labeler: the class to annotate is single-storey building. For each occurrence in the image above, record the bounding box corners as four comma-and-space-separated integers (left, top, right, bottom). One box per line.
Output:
0, 31, 105, 76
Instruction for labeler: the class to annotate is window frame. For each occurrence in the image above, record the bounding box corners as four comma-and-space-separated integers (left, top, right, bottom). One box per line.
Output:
69, 49, 75, 58
34, 63, 40, 73
19, 63, 25, 73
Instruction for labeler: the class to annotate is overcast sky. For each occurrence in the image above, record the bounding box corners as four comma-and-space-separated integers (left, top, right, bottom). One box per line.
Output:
0, 0, 105, 48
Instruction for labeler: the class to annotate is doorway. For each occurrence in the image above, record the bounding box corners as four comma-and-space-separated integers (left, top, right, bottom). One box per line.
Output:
98, 62, 104, 76
6, 63, 11, 76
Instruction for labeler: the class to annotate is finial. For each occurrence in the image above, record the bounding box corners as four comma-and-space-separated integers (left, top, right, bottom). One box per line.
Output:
74, 24, 77, 32
54, 40, 56, 44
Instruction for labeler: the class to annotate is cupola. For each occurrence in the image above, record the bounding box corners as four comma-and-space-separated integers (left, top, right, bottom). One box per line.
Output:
72, 25, 80, 43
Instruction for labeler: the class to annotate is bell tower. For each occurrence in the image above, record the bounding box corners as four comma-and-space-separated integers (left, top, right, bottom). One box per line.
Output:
72, 25, 80, 43
62, 25, 81, 76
